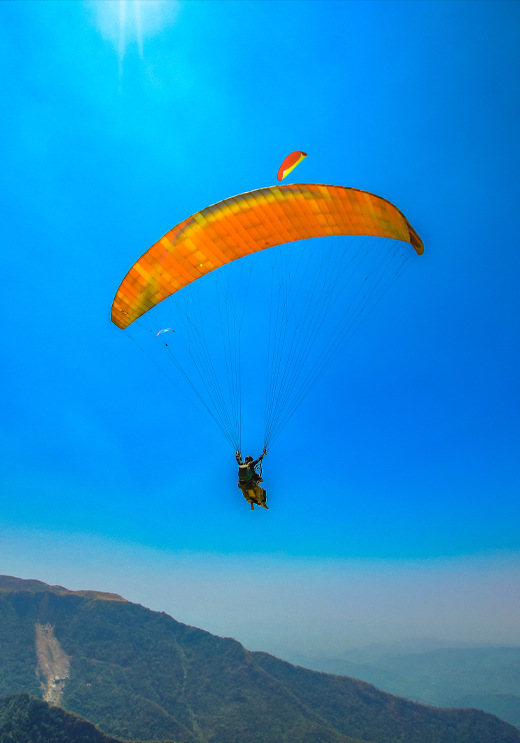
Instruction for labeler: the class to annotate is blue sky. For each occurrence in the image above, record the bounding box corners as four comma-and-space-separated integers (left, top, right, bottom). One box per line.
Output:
1, 0, 520, 655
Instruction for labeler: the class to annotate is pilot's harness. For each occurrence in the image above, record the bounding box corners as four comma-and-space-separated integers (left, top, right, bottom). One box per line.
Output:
238, 454, 264, 487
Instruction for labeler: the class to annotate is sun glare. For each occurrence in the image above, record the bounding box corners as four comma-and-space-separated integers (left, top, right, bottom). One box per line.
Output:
89, 0, 178, 71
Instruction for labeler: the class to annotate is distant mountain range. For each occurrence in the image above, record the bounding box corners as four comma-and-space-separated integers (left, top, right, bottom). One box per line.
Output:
289, 644, 520, 730
0, 575, 519, 743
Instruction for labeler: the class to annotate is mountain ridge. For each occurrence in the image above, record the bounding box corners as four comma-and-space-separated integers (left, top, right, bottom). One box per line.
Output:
288, 645, 520, 729
0, 575, 519, 743
0, 575, 126, 602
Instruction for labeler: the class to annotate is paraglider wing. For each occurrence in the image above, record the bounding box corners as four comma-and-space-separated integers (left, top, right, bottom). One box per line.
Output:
277, 150, 307, 181
156, 328, 175, 337
111, 183, 423, 330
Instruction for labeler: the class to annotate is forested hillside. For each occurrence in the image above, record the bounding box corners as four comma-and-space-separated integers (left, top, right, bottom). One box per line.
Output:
0, 693, 132, 743
1, 576, 519, 743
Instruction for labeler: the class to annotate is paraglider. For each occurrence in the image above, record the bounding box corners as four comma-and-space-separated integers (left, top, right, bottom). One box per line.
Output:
277, 150, 307, 181
156, 328, 175, 337
156, 328, 175, 345
112, 184, 423, 329
236, 449, 268, 510
112, 182, 423, 510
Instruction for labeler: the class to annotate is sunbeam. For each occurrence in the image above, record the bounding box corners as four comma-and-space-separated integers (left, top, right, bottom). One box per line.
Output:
89, 0, 178, 75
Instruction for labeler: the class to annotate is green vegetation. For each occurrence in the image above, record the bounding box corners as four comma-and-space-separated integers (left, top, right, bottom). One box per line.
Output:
0, 693, 179, 743
0, 576, 519, 743
0, 576, 125, 602
0, 693, 122, 743
253, 651, 520, 743
0, 595, 41, 698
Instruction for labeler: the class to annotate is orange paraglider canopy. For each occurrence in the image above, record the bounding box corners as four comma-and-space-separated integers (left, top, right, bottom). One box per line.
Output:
111, 183, 423, 330
277, 150, 307, 180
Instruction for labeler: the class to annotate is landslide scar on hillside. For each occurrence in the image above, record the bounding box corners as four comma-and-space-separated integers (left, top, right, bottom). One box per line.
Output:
35, 622, 70, 704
